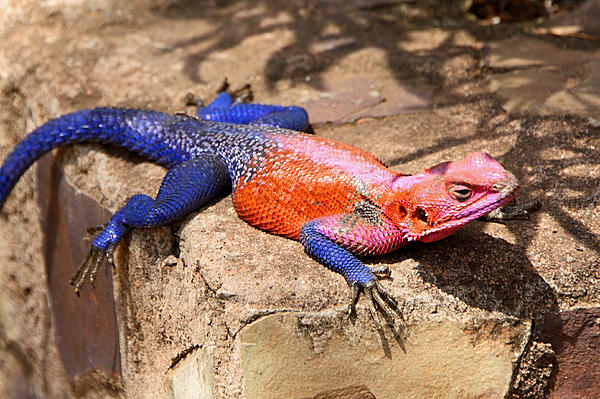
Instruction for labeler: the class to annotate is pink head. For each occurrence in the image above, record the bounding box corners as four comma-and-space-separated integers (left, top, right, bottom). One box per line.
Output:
386, 152, 518, 243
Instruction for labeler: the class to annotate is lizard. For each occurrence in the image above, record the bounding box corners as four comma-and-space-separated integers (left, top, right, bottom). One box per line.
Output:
0, 83, 535, 332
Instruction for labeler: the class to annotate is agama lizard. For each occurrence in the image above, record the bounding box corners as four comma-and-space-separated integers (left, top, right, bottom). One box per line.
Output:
0, 84, 534, 331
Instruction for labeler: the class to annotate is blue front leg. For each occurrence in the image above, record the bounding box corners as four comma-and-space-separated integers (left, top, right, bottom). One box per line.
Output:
299, 220, 375, 285
72, 154, 231, 293
299, 220, 401, 333
197, 92, 311, 132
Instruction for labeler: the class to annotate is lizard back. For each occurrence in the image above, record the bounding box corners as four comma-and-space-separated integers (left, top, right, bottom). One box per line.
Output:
230, 132, 401, 239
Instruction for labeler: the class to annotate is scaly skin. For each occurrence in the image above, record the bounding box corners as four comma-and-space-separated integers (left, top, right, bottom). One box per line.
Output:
0, 87, 522, 332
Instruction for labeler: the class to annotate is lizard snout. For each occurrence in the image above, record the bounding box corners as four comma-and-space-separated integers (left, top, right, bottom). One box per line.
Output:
491, 171, 519, 195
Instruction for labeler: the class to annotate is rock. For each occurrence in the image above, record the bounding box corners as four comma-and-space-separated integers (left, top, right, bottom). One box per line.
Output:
163, 346, 216, 399
544, 308, 600, 398
239, 313, 528, 398
484, 36, 600, 119
37, 155, 121, 382
543, 0, 600, 37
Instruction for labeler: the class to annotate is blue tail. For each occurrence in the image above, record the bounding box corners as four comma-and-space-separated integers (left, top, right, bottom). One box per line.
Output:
0, 108, 195, 209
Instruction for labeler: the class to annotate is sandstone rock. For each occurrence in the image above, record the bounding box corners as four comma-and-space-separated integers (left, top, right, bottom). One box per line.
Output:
163, 346, 216, 399
484, 36, 600, 119
239, 313, 528, 399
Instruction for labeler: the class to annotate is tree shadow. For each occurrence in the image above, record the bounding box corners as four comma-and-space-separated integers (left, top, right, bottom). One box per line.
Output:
387, 111, 600, 256
155, 0, 598, 90
156, 0, 491, 90
381, 230, 559, 319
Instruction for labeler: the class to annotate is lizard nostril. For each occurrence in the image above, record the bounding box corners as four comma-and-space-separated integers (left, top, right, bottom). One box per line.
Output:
492, 173, 519, 193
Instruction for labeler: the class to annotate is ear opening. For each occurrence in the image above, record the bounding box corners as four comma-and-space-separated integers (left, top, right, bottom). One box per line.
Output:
387, 201, 410, 229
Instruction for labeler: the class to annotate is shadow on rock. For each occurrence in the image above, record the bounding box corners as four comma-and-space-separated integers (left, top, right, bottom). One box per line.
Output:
157, 0, 480, 93
402, 230, 558, 319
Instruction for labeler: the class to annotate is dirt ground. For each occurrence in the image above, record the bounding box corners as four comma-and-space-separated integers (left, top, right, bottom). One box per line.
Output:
0, 0, 599, 398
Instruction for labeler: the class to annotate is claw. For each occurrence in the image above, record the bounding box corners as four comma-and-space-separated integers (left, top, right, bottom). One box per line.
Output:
189, 79, 253, 110
364, 286, 384, 332
371, 286, 396, 323
347, 284, 360, 317
373, 280, 400, 310
70, 250, 92, 291
105, 243, 116, 266
88, 250, 104, 288
229, 83, 253, 105
70, 246, 111, 294
184, 93, 203, 107
370, 265, 391, 278
216, 78, 230, 94
349, 278, 404, 344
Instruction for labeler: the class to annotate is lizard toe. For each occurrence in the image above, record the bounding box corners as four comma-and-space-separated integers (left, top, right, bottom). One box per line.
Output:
70, 245, 112, 295
229, 83, 253, 104
346, 283, 360, 317
351, 280, 405, 348
370, 265, 391, 279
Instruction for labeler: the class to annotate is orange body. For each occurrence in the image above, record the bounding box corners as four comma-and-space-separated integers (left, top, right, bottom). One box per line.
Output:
232, 133, 401, 239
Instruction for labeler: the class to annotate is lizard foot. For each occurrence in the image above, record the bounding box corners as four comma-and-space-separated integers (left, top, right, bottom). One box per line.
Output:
184, 93, 203, 108
185, 78, 254, 109
348, 280, 405, 344
216, 78, 254, 104
70, 244, 116, 295
229, 84, 253, 105
480, 198, 541, 223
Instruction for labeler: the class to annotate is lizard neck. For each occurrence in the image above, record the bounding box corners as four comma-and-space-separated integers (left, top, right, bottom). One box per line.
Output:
382, 173, 443, 241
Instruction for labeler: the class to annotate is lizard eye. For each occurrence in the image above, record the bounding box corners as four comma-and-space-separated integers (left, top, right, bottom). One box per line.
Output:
448, 184, 472, 202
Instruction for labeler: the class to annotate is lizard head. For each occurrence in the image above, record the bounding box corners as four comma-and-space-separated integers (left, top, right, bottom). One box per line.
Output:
387, 152, 518, 243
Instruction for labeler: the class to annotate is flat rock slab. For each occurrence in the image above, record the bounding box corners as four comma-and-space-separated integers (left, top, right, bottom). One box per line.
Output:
164, 346, 216, 399
484, 35, 600, 119
239, 313, 527, 399
483, 36, 597, 69
300, 77, 431, 125
542, 0, 600, 37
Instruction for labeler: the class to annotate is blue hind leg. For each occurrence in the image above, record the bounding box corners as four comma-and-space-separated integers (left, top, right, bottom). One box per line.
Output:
194, 85, 312, 132
71, 154, 231, 293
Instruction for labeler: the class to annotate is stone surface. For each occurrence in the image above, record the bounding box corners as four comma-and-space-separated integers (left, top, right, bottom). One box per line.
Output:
544, 308, 600, 398
0, 1, 599, 398
164, 346, 216, 399
307, 385, 375, 399
542, 0, 600, 37
240, 313, 527, 399
299, 75, 432, 125
484, 36, 600, 119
